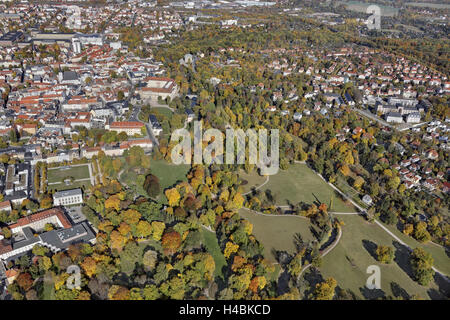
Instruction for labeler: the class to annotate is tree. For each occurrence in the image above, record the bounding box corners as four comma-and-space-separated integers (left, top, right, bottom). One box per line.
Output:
143, 174, 160, 198
224, 241, 239, 259
161, 231, 182, 255
165, 188, 181, 207
1, 227, 11, 239
151, 221, 165, 241
414, 222, 431, 243
142, 250, 158, 271
375, 245, 394, 264
311, 277, 337, 300
16, 272, 33, 291
81, 257, 97, 278
136, 220, 152, 238
410, 248, 435, 286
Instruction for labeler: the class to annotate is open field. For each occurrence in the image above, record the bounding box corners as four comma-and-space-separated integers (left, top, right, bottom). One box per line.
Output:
238, 169, 268, 194
239, 208, 316, 263
317, 214, 448, 300
258, 163, 355, 212
201, 228, 227, 280
47, 165, 90, 184
150, 159, 190, 191
151, 107, 174, 119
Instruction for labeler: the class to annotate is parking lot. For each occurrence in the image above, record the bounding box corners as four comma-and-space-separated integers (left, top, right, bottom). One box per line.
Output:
65, 205, 87, 224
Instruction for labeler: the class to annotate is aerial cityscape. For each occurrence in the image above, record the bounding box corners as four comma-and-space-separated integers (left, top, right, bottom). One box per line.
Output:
0, 0, 448, 305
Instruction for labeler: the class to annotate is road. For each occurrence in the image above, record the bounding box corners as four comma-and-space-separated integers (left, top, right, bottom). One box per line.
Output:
351, 107, 393, 129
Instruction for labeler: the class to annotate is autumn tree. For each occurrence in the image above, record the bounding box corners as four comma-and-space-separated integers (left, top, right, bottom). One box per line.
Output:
310, 277, 337, 300
375, 245, 394, 264
410, 248, 435, 286
161, 231, 182, 255
143, 174, 161, 198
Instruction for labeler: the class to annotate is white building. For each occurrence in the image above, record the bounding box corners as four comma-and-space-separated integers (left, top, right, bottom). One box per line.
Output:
406, 113, 421, 124
385, 112, 403, 123
53, 188, 83, 206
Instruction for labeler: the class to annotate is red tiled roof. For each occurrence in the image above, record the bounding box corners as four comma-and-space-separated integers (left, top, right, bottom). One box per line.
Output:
110, 121, 144, 129
0, 200, 12, 210
9, 207, 72, 230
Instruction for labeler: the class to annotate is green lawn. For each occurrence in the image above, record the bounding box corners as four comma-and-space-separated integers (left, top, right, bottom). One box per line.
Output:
48, 180, 91, 192
201, 228, 227, 280
150, 159, 190, 191
318, 214, 447, 300
151, 107, 174, 119
259, 163, 355, 212
47, 165, 90, 183
238, 169, 268, 194
239, 208, 316, 263
42, 271, 55, 300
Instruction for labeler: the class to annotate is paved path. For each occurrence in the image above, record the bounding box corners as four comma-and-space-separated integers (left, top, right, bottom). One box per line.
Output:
297, 227, 342, 279
242, 176, 270, 196
47, 177, 91, 185
373, 219, 449, 281
240, 207, 309, 220
87, 163, 95, 186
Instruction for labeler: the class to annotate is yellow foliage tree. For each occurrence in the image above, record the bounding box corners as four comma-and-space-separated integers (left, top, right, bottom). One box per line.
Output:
224, 241, 239, 259
165, 188, 181, 207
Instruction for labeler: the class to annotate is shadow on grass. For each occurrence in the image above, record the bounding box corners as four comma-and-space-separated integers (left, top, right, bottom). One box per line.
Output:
431, 272, 450, 299
359, 286, 386, 300
311, 192, 322, 207
390, 282, 410, 300
276, 269, 291, 296
303, 267, 325, 298
393, 241, 415, 280
362, 239, 378, 261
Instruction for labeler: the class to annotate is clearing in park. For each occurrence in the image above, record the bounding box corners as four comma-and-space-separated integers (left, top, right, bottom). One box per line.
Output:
238, 208, 316, 264
317, 214, 449, 300
242, 163, 355, 212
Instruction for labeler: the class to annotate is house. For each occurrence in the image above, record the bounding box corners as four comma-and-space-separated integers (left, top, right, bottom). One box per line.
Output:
385, 112, 403, 123
0, 200, 12, 213
185, 109, 195, 122
293, 112, 303, 122
109, 121, 144, 136
425, 149, 439, 160
53, 188, 83, 206
406, 113, 421, 123
362, 194, 373, 206
443, 182, 450, 194
423, 178, 438, 191
149, 115, 162, 136
400, 159, 411, 167
59, 71, 80, 85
